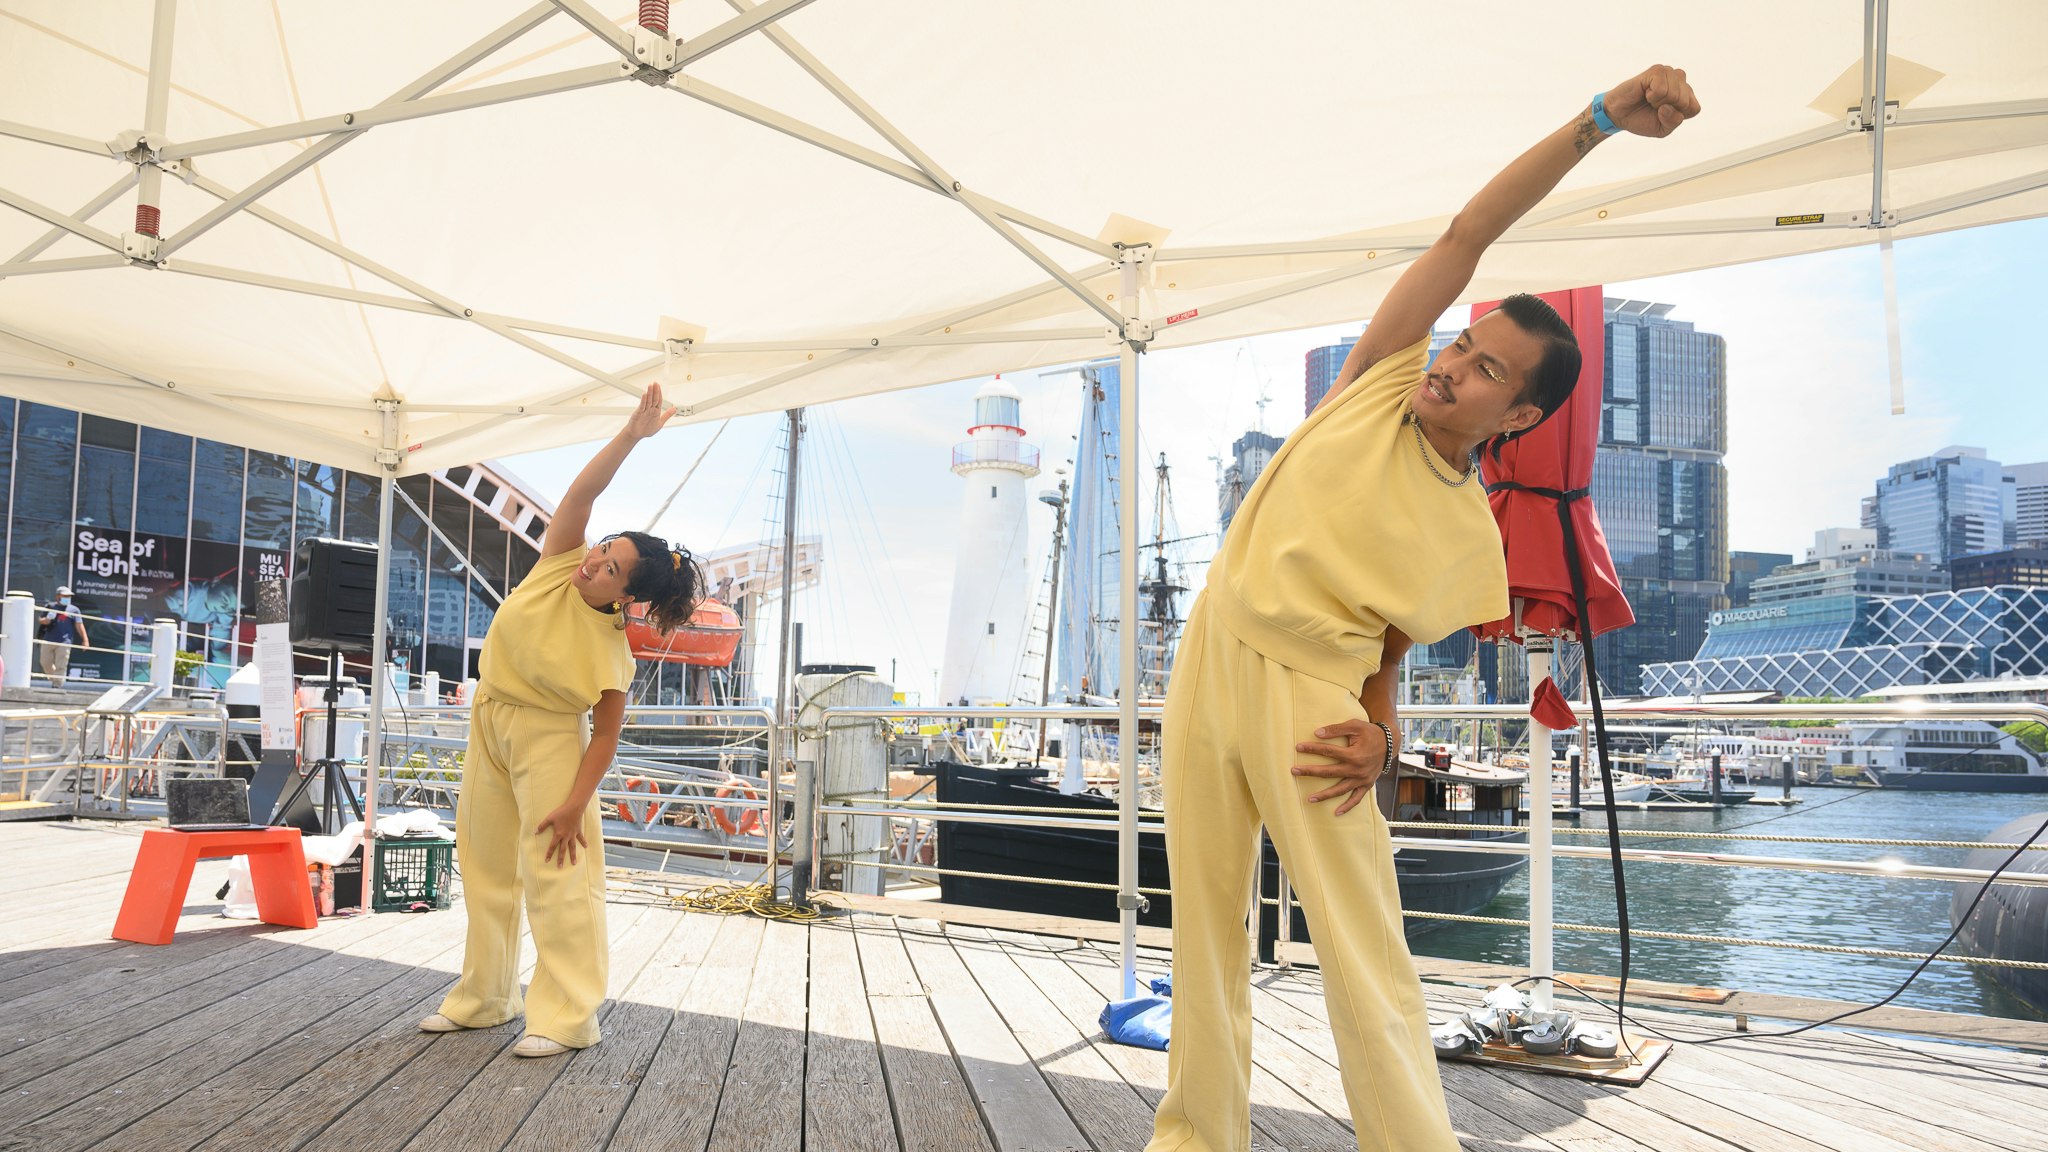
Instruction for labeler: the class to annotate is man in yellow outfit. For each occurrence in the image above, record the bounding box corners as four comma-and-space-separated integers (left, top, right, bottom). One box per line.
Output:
1148, 66, 1701, 1151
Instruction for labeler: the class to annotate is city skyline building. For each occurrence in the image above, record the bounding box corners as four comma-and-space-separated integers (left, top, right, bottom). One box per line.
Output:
1862, 445, 2016, 565
1217, 429, 1283, 534
1589, 298, 1730, 695
1953, 546, 2048, 591
2009, 460, 2048, 546
1728, 550, 1793, 607
1302, 330, 1458, 416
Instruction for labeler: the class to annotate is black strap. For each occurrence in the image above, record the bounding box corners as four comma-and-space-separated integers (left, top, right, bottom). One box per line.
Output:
1485, 477, 1633, 1043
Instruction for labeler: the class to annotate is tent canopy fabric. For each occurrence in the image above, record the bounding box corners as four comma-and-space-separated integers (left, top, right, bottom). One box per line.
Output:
3, 1, 2045, 474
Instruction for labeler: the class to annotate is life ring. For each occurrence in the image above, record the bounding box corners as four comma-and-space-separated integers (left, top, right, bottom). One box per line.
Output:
711, 776, 763, 838
613, 777, 657, 825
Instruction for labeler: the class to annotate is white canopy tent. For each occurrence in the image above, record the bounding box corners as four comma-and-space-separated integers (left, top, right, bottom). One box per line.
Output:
3, 0, 2045, 993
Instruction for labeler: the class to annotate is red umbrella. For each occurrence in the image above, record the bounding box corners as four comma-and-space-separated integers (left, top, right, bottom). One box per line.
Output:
1469, 286, 1633, 723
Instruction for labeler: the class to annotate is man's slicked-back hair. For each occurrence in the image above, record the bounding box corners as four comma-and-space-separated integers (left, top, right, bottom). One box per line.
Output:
1485, 293, 1582, 459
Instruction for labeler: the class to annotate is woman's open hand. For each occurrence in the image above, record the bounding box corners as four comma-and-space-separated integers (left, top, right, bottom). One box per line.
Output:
536, 802, 588, 867
624, 382, 679, 441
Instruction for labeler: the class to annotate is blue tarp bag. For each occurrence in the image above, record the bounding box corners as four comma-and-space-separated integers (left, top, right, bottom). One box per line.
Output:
1099, 974, 1176, 1050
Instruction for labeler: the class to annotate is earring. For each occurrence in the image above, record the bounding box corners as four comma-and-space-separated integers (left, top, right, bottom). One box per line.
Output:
612, 600, 628, 630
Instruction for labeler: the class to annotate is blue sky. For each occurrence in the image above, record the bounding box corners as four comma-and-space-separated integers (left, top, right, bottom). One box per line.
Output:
501, 217, 2048, 702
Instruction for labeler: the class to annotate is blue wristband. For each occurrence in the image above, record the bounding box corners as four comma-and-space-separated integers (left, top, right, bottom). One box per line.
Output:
1590, 91, 1619, 136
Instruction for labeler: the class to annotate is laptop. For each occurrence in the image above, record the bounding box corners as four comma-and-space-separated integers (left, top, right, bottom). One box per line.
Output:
165, 777, 266, 832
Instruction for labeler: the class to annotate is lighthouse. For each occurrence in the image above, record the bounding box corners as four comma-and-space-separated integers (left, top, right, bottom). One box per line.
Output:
939, 378, 1041, 705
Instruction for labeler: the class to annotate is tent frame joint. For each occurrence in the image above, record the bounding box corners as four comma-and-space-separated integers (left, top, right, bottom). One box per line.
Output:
1847, 99, 1899, 132
122, 230, 163, 266
629, 23, 680, 78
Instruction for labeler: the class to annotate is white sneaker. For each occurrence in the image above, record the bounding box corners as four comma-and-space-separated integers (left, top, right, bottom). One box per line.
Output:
417, 1014, 467, 1033
513, 1035, 572, 1058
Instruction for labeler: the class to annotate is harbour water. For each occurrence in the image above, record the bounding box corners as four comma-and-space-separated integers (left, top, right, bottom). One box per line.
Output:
1415, 787, 2048, 1020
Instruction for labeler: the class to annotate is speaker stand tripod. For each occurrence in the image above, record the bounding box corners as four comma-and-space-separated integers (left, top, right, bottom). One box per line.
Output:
271, 648, 364, 835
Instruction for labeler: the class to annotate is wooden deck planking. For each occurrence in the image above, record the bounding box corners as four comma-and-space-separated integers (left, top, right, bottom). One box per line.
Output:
498, 909, 712, 1152
605, 912, 767, 1151
855, 918, 999, 1152
704, 916, 812, 1152
3, 820, 2047, 1152
399, 905, 673, 1152
802, 921, 903, 1152
899, 925, 1090, 1152
947, 926, 1162, 1152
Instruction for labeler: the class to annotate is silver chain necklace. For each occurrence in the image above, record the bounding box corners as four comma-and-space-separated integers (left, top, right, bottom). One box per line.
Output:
1406, 411, 1475, 488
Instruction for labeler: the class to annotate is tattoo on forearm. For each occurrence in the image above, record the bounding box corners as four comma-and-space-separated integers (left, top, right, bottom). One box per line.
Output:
1572, 110, 1604, 158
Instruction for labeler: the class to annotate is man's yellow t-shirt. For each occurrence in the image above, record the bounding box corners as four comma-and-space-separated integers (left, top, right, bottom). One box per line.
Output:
477, 549, 637, 713
1206, 336, 1509, 689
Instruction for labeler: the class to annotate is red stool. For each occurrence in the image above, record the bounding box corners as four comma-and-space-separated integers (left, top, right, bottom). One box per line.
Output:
113, 827, 319, 945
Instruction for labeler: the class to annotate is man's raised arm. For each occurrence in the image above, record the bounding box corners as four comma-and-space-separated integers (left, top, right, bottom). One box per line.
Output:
1331, 65, 1701, 393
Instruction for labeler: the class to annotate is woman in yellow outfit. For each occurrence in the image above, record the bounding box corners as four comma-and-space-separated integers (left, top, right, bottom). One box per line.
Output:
419, 383, 702, 1059
1148, 67, 1701, 1151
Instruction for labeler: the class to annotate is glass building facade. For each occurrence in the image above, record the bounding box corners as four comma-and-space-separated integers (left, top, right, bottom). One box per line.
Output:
1864, 446, 2016, 565
1589, 299, 1729, 695
1217, 430, 1282, 534
1727, 550, 1794, 607
1644, 585, 2048, 697
0, 397, 548, 687
1301, 330, 1457, 416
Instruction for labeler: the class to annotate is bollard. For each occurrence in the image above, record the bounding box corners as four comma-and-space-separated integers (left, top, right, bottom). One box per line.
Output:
1, 592, 32, 689
1710, 752, 1723, 805
1782, 752, 1795, 799
150, 619, 177, 691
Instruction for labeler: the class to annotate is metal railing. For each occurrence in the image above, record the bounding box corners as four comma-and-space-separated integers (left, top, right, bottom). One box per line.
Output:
801, 699, 2048, 1005
12, 692, 2048, 1009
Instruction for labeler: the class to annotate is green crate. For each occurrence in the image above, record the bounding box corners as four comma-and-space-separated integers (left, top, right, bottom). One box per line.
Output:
372, 837, 455, 912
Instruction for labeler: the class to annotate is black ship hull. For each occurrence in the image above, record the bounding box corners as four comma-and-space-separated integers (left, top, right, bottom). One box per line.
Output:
933, 761, 1526, 943
1952, 813, 2048, 1014
1872, 770, 2048, 794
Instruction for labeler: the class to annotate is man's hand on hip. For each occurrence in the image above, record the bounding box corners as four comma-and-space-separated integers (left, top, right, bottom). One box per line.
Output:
1293, 719, 1389, 817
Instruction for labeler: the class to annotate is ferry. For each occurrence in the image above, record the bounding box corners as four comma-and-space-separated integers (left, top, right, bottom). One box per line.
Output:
1829, 721, 2048, 793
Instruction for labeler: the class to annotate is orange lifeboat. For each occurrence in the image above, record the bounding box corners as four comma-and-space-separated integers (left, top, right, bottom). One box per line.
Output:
625, 598, 743, 666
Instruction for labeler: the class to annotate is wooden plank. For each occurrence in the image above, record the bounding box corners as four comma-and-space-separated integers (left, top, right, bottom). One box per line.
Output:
0, 905, 462, 1150
946, 926, 1159, 1152
823, 891, 1174, 951
0, 913, 405, 1096
398, 904, 675, 1152
703, 917, 811, 1152
501, 907, 725, 1152
856, 920, 997, 1152
1049, 936, 1359, 1152
898, 925, 1089, 1152
605, 913, 769, 1152
81, 911, 475, 1152
804, 920, 901, 1152
0, 918, 274, 1017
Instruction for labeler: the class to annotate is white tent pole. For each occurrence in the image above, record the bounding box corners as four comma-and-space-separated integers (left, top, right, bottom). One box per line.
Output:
1895, 170, 2048, 227
131, 0, 176, 249
159, 63, 629, 162
168, 182, 641, 401
1868, 0, 1892, 226
160, 3, 564, 259
0, 185, 125, 254
361, 404, 400, 912
1116, 248, 1145, 1001
0, 119, 113, 157
664, 75, 1118, 258
2, 172, 135, 267
1526, 635, 1555, 1013
0, 317, 376, 459
0, 254, 127, 279
731, 2, 1126, 329
546, 0, 641, 59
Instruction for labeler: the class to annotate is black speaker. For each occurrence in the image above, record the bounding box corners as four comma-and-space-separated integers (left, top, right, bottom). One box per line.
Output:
289, 538, 380, 652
